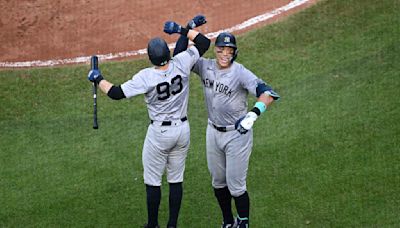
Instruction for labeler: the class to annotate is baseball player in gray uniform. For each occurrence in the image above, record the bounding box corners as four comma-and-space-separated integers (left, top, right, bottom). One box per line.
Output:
172, 27, 280, 227
87, 18, 210, 228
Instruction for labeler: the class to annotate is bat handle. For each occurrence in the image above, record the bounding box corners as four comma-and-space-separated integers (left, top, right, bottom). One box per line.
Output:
93, 82, 98, 129
91, 55, 99, 70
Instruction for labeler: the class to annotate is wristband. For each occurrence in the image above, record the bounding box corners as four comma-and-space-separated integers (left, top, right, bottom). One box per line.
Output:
180, 27, 189, 36
254, 101, 266, 113
251, 107, 261, 116
95, 75, 104, 85
187, 21, 194, 29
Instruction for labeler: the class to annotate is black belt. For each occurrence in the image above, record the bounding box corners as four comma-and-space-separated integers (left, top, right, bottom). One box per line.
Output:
151, 116, 187, 126
212, 124, 227, 132
210, 123, 236, 132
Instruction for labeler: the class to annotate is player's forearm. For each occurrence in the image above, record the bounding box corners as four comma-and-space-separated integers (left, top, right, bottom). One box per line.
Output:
187, 29, 199, 41
252, 82, 280, 114
257, 93, 274, 107
98, 79, 113, 94
248, 94, 272, 117
173, 35, 189, 56
237, 93, 273, 133
98, 80, 126, 100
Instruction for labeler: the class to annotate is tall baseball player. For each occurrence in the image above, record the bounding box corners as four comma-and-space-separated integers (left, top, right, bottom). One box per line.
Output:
87, 18, 210, 228
171, 27, 280, 227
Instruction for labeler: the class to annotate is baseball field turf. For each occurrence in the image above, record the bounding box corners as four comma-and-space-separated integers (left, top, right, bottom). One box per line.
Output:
1, 0, 399, 227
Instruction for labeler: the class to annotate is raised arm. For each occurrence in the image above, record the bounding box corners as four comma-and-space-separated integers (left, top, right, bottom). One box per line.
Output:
173, 15, 207, 56
164, 20, 210, 57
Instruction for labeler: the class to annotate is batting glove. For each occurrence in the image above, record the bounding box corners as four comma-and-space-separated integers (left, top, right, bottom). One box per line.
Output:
187, 15, 207, 29
87, 69, 103, 84
164, 21, 183, 34
236, 111, 258, 134
235, 116, 248, 134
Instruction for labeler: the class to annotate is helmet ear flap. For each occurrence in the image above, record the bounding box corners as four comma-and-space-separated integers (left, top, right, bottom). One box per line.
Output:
231, 49, 238, 63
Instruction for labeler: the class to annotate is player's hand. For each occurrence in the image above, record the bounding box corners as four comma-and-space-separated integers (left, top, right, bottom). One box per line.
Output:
187, 15, 207, 29
235, 111, 258, 134
235, 116, 248, 134
164, 21, 183, 34
87, 69, 103, 84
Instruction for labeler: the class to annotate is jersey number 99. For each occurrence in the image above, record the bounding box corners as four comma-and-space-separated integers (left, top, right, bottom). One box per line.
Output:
156, 75, 183, 100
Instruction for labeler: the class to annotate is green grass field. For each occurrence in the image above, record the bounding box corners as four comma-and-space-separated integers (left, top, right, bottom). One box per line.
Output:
1, 0, 399, 227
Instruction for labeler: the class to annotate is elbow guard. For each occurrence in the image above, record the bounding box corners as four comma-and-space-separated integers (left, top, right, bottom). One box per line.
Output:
194, 33, 211, 56
256, 83, 280, 100
107, 85, 126, 100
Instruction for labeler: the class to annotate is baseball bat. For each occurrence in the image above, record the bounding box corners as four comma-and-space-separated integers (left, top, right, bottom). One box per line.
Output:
91, 56, 99, 129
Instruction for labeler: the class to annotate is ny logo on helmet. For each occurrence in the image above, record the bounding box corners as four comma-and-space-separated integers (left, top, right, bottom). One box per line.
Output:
224, 37, 231, 43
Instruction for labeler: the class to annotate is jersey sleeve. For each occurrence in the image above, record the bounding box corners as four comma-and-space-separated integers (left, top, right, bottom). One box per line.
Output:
173, 45, 200, 73
191, 57, 204, 76
239, 66, 261, 97
120, 70, 149, 98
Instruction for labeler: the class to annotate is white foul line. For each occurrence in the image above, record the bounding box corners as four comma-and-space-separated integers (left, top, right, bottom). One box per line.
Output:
0, 0, 310, 68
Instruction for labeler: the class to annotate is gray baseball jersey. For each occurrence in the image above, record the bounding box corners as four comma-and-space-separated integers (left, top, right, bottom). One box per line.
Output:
122, 46, 200, 121
192, 59, 263, 126
121, 46, 200, 186
192, 58, 264, 196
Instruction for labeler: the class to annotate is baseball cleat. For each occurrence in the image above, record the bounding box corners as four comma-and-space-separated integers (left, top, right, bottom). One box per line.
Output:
221, 219, 238, 228
235, 216, 249, 228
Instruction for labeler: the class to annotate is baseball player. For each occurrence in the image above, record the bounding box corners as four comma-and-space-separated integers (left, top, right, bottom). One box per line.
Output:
171, 26, 280, 227
87, 18, 210, 228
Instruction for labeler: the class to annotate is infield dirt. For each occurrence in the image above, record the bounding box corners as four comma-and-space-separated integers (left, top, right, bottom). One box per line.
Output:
0, 0, 317, 64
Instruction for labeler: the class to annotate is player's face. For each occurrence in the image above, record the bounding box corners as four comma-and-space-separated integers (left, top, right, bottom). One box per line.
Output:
215, 46, 234, 69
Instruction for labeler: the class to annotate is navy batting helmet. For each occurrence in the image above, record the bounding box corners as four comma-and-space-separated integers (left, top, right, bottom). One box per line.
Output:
147, 37, 171, 66
215, 32, 238, 62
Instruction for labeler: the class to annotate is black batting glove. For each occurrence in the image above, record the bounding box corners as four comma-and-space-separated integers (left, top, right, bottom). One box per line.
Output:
187, 15, 207, 29
164, 21, 189, 36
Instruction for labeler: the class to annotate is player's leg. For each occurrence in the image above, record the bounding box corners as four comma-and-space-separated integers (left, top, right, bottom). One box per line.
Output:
145, 185, 161, 228
225, 130, 253, 227
233, 192, 250, 227
165, 122, 190, 227
142, 125, 169, 227
214, 187, 235, 227
206, 126, 235, 226
167, 182, 182, 228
